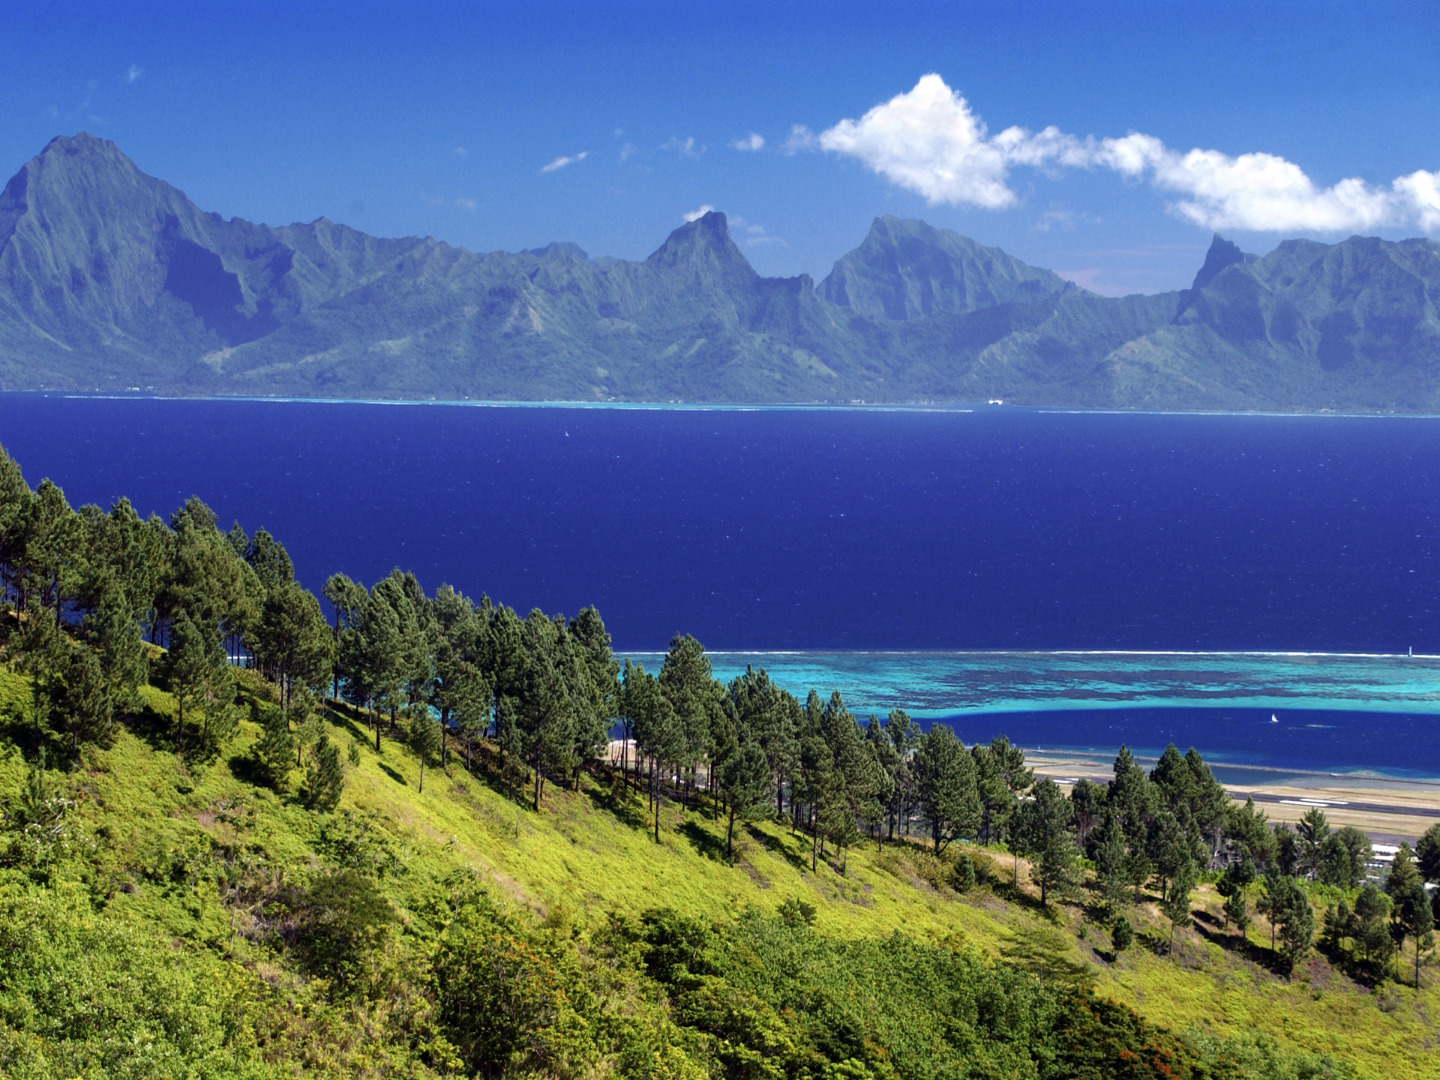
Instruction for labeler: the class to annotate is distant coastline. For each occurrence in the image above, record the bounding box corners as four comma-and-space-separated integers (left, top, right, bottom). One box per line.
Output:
18, 390, 1440, 420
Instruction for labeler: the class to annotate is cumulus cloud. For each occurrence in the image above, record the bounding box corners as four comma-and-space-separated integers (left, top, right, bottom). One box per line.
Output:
125, 65, 143, 84
731, 133, 764, 151
683, 204, 715, 222
541, 151, 588, 173
810, 73, 1440, 233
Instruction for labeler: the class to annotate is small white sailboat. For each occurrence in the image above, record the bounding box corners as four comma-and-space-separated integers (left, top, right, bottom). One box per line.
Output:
1270, 713, 1279, 723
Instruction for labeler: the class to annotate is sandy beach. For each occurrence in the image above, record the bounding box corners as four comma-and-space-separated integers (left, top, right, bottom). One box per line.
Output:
1028, 749, 1440, 844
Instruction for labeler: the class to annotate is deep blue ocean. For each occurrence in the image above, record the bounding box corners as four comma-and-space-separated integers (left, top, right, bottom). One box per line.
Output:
5, 395, 1440, 777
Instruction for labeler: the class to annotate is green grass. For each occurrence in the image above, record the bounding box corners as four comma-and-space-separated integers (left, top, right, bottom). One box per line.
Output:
2, 664, 1436, 1078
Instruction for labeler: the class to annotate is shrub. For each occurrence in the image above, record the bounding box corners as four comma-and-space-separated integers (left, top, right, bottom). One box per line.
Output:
434, 891, 599, 1079
1111, 914, 1134, 953
282, 869, 394, 995
778, 896, 817, 927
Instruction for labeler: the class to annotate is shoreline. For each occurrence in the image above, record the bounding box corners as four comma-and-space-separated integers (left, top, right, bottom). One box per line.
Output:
1029, 749, 1440, 843
8, 389, 1440, 419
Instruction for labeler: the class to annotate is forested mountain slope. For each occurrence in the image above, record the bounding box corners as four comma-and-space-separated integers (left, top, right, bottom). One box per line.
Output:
0, 442, 1436, 1078
2, 134, 1439, 408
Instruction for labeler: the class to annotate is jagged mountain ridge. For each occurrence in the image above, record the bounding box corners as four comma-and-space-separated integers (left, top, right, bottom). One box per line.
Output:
817, 214, 1073, 319
2, 132, 1439, 409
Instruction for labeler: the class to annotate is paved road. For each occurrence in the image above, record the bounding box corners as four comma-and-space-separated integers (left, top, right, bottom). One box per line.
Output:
1241, 790, 1440, 820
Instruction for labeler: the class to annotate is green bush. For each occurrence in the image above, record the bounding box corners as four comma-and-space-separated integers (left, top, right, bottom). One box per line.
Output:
1112, 914, 1135, 953
0, 883, 271, 1080
434, 890, 600, 1079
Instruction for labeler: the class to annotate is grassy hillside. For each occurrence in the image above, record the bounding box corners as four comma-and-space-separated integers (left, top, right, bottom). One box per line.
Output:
0, 664, 1433, 1078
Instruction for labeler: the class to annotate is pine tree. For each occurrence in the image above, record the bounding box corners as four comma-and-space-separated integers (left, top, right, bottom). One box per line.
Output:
166, 611, 211, 754
1093, 812, 1130, 911
1160, 860, 1199, 953
913, 725, 980, 854
1258, 868, 1285, 954
87, 582, 149, 723
568, 606, 620, 781
1147, 809, 1190, 902
1387, 842, 1422, 901
1416, 823, 1440, 884
1224, 888, 1250, 935
253, 704, 296, 791
629, 662, 681, 843
1110, 913, 1134, 953
1216, 856, 1255, 932
408, 706, 442, 794
717, 738, 771, 857
54, 646, 111, 754
659, 634, 717, 808
16, 599, 63, 742
1013, 777, 1078, 905
1295, 807, 1331, 879
301, 732, 345, 812
1275, 880, 1315, 977
1352, 885, 1395, 970
1396, 881, 1435, 988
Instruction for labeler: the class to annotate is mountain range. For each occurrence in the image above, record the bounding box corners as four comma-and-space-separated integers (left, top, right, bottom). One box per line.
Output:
3, 133, 1440, 410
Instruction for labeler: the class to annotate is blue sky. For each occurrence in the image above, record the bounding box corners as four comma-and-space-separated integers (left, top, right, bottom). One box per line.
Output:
4, 1, 1438, 294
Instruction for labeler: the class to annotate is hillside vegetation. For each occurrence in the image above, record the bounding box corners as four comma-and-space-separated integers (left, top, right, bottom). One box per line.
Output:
1, 442, 1438, 1077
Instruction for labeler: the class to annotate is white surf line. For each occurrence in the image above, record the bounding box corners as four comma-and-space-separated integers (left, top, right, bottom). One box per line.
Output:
685, 648, 1440, 660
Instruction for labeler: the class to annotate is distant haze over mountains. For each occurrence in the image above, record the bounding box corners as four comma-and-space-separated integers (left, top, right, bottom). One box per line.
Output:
3, 133, 1440, 410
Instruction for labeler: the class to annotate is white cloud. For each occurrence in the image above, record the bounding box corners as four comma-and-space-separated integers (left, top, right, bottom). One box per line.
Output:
541, 151, 588, 173
782, 125, 819, 155
619, 142, 636, 162
817, 74, 1024, 209
455, 197, 477, 211
1088, 134, 1399, 232
1395, 170, 1440, 231
454, 146, 468, 158
1033, 206, 1100, 233
731, 133, 764, 152
126, 65, 143, 84
683, 204, 715, 222
811, 74, 1440, 233
663, 136, 704, 158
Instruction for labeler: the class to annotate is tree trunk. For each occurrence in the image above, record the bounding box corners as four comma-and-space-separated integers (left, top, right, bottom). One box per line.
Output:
727, 807, 735, 857
811, 807, 818, 873
533, 753, 542, 811
419, 754, 425, 794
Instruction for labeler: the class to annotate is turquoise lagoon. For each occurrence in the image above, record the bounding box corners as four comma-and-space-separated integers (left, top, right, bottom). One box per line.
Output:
624, 651, 1440, 780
